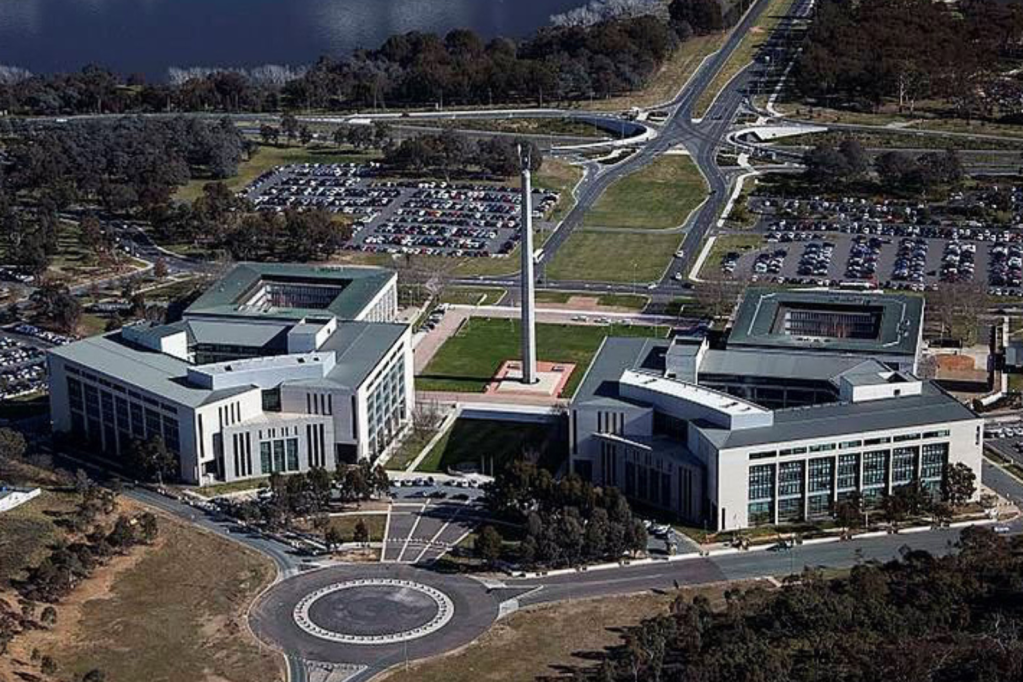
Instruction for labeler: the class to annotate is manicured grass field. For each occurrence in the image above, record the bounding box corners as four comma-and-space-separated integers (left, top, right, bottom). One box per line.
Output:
693, 0, 797, 119
581, 155, 707, 230
416, 317, 666, 395
547, 231, 683, 283
174, 143, 381, 203
417, 419, 562, 474
47, 511, 281, 682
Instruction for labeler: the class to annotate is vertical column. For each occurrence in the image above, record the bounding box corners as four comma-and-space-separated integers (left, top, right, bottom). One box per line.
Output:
520, 162, 538, 385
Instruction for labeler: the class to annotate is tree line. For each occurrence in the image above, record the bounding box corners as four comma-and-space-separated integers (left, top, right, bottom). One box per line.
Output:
579, 526, 1023, 682
794, 0, 1023, 119
803, 136, 964, 195
0, 117, 248, 276
479, 460, 647, 569
0, 0, 732, 116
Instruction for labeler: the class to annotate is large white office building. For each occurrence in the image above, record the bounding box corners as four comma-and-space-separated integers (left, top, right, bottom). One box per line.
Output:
570, 289, 982, 531
48, 263, 413, 486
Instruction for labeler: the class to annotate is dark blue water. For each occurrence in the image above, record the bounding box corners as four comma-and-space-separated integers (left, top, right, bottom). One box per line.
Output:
0, 0, 585, 80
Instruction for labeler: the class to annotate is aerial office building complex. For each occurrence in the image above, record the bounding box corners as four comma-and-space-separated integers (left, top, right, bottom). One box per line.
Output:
48, 264, 413, 486
570, 289, 981, 531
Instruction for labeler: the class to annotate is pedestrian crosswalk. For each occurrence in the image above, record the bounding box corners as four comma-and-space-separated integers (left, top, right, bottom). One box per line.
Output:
380, 500, 474, 564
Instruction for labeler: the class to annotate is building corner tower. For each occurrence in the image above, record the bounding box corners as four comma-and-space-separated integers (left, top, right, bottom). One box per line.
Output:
520, 152, 538, 385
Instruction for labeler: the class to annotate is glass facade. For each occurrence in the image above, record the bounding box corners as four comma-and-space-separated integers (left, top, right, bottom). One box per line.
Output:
366, 352, 408, 458
744, 428, 962, 526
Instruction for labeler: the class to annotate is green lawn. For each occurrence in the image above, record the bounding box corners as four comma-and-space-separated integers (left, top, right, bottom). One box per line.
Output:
547, 231, 683, 283
582, 155, 707, 230
174, 143, 381, 203
417, 418, 564, 474
417, 317, 667, 395
440, 287, 507, 307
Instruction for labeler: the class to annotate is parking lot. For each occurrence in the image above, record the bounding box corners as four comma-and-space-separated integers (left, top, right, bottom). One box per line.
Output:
246, 163, 558, 258
712, 192, 1023, 294
986, 421, 1023, 467
0, 329, 57, 400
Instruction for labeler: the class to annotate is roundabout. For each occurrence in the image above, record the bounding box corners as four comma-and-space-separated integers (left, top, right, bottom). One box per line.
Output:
293, 578, 455, 645
249, 564, 504, 671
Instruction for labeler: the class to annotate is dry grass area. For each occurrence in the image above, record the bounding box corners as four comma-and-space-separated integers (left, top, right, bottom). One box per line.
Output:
5, 503, 282, 682
585, 33, 728, 112
379, 583, 743, 682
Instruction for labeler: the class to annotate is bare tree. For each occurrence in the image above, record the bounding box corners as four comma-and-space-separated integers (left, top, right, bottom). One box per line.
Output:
695, 276, 746, 322
929, 280, 988, 345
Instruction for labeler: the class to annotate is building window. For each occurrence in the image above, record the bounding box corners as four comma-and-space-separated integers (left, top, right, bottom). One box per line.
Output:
808, 458, 833, 494
778, 461, 804, 497
862, 450, 889, 488
921, 442, 948, 480
286, 438, 299, 471
260, 442, 271, 475
837, 453, 859, 491
748, 464, 775, 501
777, 497, 804, 523
748, 500, 773, 526
892, 446, 918, 485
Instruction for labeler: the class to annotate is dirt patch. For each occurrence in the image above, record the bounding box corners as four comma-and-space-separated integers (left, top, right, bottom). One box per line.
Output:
936, 354, 976, 370
2, 502, 283, 682
378, 583, 754, 682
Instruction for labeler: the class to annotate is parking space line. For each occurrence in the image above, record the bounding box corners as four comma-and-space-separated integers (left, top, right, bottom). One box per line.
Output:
397, 501, 429, 563
380, 504, 392, 563
412, 502, 468, 564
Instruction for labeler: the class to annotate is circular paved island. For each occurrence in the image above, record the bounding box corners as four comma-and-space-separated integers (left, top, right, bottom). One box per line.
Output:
250, 564, 501, 670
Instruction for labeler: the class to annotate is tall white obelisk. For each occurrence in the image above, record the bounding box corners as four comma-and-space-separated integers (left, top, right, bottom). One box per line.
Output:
520, 150, 538, 385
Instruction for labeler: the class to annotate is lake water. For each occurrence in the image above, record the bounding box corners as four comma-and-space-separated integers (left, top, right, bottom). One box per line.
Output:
0, 0, 586, 80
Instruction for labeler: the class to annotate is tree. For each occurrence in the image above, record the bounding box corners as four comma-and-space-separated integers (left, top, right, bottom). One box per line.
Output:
942, 462, 977, 508
126, 436, 177, 483
82, 670, 107, 682
39, 605, 57, 627
353, 518, 370, 545
137, 512, 159, 544
259, 124, 279, 146
299, 125, 313, 146
476, 525, 503, 566
0, 427, 27, 464
324, 525, 344, 551
153, 258, 169, 279
835, 491, 863, 528
40, 655, 57, 675
669, 0, 724, 34
281, 113, 299, 144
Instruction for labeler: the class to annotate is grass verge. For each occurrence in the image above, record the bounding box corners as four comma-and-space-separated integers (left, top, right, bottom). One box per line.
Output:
582, 155, 707, 230
547, 231, 683, 283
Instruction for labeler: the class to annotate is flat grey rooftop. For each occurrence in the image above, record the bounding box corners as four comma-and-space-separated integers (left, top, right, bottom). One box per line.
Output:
728, 287, 922, 358
186, 262, 395, 322
694, 381, 977, 450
